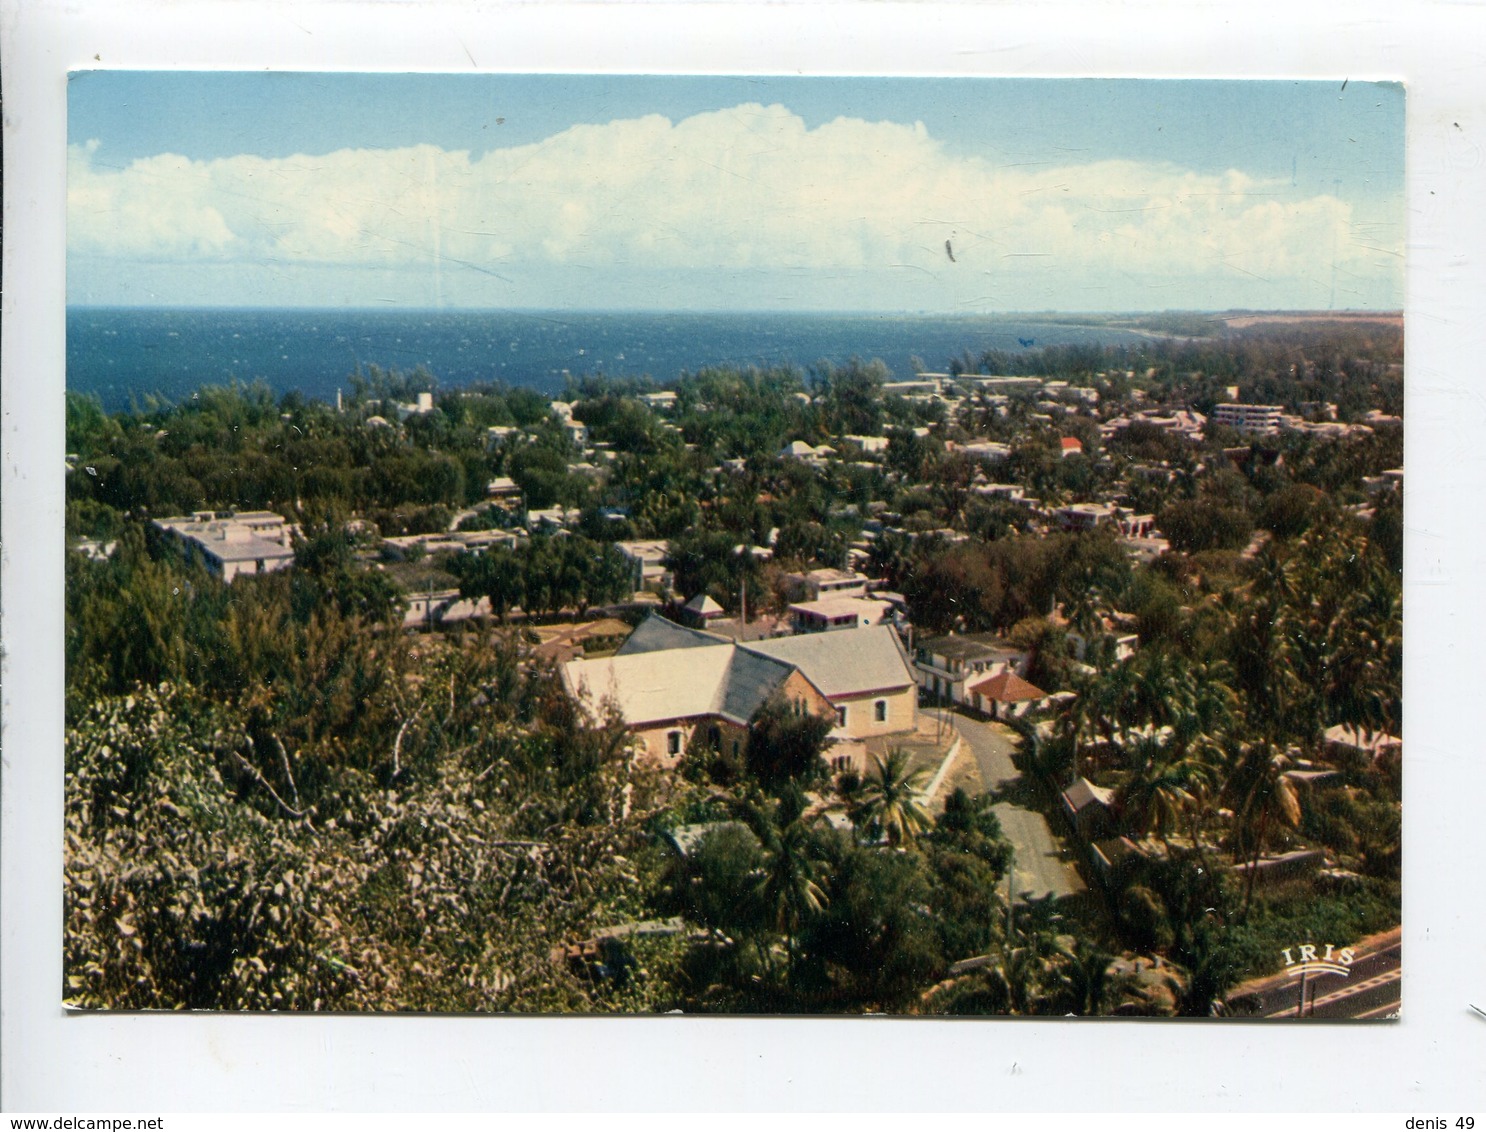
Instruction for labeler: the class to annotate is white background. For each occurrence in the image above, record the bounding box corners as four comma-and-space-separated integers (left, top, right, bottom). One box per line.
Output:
4, 0, 1483, 1113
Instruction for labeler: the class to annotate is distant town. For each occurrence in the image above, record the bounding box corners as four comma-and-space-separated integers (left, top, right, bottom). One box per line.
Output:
64, 313, 1402, 1017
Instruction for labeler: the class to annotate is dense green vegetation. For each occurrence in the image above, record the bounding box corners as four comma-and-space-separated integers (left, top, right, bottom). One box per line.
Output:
65, 320, 1402, 1014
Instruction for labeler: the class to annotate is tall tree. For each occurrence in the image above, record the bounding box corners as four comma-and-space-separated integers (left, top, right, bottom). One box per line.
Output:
745, 695, 835, 792
727, 790, 831, 981
854, 749, 932, 848
1221, 740, 1303, 917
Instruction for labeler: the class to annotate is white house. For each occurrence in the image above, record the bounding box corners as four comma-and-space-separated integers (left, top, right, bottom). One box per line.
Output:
779, 440, 835, 463
914, 633, 1028, 707
615, 539, 671, 591
788, 596, 895, 634
782, 567, 872, 602
1208, 403, 1283, 435
152, 511, 298, 583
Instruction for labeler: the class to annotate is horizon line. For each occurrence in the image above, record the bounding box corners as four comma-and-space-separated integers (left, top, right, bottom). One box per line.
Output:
65, 304, 1405, 318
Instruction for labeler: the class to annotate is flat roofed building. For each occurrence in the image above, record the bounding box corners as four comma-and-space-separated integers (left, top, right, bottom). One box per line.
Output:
485, 475, 523, 502
485, 425, 523, 446
788, 596, 894, 633
153, 511, 297, 583
968, 375, 1044, 392
1363, 468, 1404, 494
970, 482, 1033, 506
958, 440, 1012, 464
1209, 403, 1283, 435
402, 589, 494, 631
615, 539, 671, 591
783, 567, 872, 602
382, 530, 520, 558
527, 506, 580, 530
1055, 502, 1116, 530
1054, 504, 1156, 539
881, 379, 942, 396
1323, 724, 1402, 764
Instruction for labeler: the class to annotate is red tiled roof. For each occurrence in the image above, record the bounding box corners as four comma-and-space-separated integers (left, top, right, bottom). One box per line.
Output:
967, 669, 1047, 703
1060, 437, 1083, 451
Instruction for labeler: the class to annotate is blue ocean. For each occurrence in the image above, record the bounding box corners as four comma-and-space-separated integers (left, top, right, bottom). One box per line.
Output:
67, 307, 1144, 412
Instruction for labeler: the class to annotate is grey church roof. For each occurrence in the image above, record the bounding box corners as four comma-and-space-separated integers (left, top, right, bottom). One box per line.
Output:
716, 648, 798, 724
741, 624, 916, 698
563, 639, 798, 729
616, 612, 730, 656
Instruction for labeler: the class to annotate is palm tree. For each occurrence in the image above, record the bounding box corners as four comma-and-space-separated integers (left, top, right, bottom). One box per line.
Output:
1080, 658, 1138, 748
1322, 563, 1401, 746
946, 943, 1049, 1017
1221, 739, 1303, 917
1127, 650, 1198, 733
1176, 923, 1239, 1017
854, 749, 932, 848
1117, 736, 1212, 853
1063, 942, 1118, 1017
1010, 716, 1075, 787
724, 791, 830, 979
867, 529, 914, 591
993, 944, 1048, 1015
1172, 659, 1238, 757
1222, 548, 1303, 731
756, 822, 828, 975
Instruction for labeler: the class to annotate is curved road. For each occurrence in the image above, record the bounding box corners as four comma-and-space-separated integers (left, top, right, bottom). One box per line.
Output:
933, 708, 1086, 903
938, 706, 1399, 1017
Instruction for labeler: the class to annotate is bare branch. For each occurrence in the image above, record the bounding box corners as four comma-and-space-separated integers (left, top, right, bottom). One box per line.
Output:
271, 732, 301, 812
232, 749, 312, 825
391, 706, 424, 782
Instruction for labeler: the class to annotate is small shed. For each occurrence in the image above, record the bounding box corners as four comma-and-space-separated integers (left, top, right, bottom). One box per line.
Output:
1062, 776, 1118, 842
681, 592, 725, 627
1090, 836, 1145, 879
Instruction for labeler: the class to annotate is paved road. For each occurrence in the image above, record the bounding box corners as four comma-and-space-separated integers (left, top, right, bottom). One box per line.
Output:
935, 709, 1086, 903
1228, 926, 1402, 1019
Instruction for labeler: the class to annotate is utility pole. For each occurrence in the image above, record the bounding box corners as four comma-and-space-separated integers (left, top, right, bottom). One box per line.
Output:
1006, 849, 1016, 941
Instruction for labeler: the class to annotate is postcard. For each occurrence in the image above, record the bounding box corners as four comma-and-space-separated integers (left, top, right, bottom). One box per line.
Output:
62, 71, 1403, 1020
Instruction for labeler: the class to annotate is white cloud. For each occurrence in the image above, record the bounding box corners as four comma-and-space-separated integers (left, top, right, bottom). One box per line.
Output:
67, 103, 1401, 308
69, 142, 237, 257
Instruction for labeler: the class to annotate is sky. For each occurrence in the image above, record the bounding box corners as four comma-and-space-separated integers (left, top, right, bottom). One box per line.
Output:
66, 73, 1406, 312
